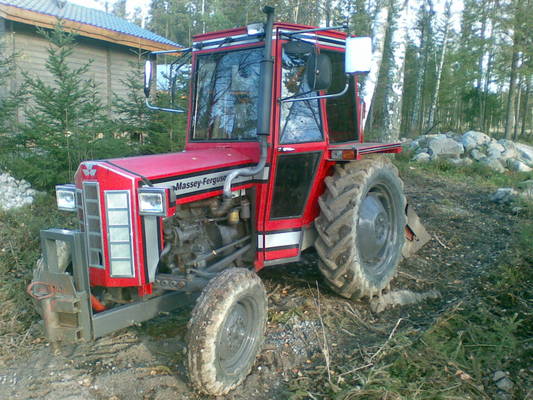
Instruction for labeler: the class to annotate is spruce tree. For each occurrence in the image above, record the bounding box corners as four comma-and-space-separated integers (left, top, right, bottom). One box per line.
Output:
4, 23, 131, 190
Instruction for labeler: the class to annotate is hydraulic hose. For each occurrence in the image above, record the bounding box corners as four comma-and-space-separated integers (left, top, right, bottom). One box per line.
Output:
222, 6, 274, 200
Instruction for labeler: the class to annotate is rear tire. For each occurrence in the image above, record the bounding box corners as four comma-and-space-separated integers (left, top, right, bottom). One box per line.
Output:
187, 268, 267, 395
315, 155, 406, 299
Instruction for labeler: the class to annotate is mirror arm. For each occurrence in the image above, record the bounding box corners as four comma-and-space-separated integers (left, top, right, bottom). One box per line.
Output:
145, 98, 186, 114
280, 76, 350, 103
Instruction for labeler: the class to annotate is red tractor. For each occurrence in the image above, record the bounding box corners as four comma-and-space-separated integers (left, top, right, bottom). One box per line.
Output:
28, 7, 428, 395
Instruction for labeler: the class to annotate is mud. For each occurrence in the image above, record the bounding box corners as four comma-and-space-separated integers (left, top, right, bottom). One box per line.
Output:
0, 167, 523, 400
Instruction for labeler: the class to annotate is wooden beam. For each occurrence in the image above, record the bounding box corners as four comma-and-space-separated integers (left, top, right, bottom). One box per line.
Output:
0, 4, 179, 51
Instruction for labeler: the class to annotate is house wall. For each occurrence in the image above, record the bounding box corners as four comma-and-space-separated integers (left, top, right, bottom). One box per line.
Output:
4, 21, 143, 117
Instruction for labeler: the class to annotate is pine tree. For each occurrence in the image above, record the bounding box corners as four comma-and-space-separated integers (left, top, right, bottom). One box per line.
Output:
3, 24, 131, 189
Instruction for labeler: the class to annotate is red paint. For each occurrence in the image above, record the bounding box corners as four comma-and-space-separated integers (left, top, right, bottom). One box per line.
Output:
264, 248, 299, 261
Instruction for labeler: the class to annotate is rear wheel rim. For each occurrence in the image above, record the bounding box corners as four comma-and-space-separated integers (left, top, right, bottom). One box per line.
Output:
356, 182, 398, 279
216, 295, 260, 376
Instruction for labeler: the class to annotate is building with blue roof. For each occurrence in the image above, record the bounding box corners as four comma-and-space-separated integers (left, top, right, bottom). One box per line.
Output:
0, 0, 180, 114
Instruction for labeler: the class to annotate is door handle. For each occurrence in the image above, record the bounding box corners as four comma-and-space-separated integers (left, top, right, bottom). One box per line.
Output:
277, 147, 296, 152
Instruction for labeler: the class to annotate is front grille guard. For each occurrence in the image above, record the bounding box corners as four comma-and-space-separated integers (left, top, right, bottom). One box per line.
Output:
28, 229, 192, 344
28, 229, 93, 342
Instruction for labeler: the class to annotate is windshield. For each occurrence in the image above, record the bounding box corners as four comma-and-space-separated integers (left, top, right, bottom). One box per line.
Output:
191, 47, 263, 141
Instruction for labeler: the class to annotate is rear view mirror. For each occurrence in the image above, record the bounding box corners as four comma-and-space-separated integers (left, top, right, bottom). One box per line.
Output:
307, 53, 332, 91
144, 59, 153, 97
345, 37, 372, 74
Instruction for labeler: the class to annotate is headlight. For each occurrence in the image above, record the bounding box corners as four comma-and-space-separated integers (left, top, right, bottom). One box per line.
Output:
56, 184, 77, 211
138, 188, 167, 216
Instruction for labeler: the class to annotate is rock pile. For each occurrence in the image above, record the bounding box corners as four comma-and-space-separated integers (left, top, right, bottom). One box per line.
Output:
409, 130, 533, 173
0, 171, 38, 211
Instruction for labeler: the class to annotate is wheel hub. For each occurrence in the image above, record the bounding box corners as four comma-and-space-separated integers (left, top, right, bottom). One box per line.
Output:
217, 298, 257, 375
357, 193, 391, 264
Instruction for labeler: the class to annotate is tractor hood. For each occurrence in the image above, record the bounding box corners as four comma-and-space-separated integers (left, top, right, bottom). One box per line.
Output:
77, 148, 257, 202
104, 148, 254, 182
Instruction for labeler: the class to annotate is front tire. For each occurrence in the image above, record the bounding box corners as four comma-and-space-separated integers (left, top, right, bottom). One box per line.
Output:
187, 268, 267, 395
315, 155, 406, 299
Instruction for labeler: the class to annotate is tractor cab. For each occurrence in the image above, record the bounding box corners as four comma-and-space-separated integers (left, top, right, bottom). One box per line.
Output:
141, 15, 399, 269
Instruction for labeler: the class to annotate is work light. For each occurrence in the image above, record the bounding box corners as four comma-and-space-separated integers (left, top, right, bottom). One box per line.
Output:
138, 188, 167, 216
56, 184, 77, 211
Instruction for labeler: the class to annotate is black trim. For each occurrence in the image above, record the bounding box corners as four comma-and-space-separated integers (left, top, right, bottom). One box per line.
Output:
175, 181, 253, 199
156, 217, 162, 253
150, 163, 256, 184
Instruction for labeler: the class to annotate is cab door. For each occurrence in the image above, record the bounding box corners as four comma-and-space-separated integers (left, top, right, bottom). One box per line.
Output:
259, 42, 328, 265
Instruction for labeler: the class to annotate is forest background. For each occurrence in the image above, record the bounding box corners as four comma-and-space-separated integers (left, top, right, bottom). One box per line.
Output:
0, 0, 531, 189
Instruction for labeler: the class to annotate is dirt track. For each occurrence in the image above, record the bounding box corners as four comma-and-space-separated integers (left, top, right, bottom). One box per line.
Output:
0, 167, 521, 400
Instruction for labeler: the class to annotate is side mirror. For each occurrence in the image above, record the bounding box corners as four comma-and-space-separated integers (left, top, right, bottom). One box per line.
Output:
144, 59, 153, 98
307, 53, 332, 91
345, 37, 372, 74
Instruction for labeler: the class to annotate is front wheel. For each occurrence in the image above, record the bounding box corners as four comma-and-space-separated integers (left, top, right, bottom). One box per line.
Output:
315, 155, 406, 299
187, 268, 267, 395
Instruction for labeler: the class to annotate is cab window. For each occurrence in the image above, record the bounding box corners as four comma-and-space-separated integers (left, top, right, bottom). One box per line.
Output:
191, 48, 262, 141
279, 48, 322, 144
324, 50, 358, 143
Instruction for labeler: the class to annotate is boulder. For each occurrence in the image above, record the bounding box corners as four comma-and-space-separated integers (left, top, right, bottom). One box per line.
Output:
487, 142, 505, 154
428, 137, 464, 159
470, 149, 486, 161
462, 130, 491, 147
0, 171, 38, 211
506, 158, 532, 172
501, 148, 518, 159
498, 139, 517, 152
413, 152, 431, 162
490, 188, 517, 204
462, 136, 478, 152
516, 143, 533, 166
481, 157, 506, 173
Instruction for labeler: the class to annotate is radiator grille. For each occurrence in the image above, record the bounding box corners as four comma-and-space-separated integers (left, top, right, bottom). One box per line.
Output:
82, 182, 104, 268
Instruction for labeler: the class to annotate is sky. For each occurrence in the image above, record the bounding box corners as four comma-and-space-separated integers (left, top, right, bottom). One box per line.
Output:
69, 0, 151, 25
67, 0, 464, 32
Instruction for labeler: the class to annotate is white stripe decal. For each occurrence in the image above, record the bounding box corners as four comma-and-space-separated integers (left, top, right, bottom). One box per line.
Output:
258, 231, 301, 249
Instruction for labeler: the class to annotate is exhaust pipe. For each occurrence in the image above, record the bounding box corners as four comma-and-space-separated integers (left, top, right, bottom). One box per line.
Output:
222, 6, 275, 200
